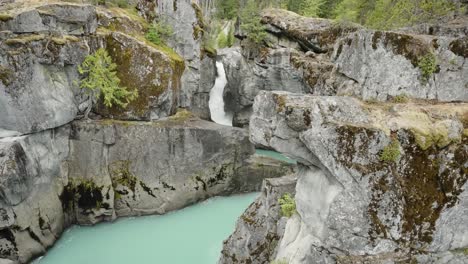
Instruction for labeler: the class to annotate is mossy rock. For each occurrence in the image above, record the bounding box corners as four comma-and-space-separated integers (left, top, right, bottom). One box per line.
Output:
371, 31, 434, 66
449, 36, 468, 58
93, 32, 185, 120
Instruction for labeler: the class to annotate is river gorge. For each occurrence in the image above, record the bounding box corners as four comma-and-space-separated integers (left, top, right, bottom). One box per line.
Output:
0, 1, 467, 264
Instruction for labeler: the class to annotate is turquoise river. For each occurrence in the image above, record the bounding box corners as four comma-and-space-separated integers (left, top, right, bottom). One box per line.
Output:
33, 149, 294, 264
33, 193, 258, 264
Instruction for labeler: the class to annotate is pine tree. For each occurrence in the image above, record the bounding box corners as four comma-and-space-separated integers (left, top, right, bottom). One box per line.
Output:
78, 48, 138, 109
240, 0, 267, 44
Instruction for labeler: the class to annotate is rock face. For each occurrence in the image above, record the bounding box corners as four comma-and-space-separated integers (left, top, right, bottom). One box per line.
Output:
220, 90, 467, 263
220, 175, 297, 264
0, 128, 69, 263
0, 4, 94, 136
333, 30, 468, 102
153, 0, 217, 119
218, 9, 468, 128
219, 47, 309, 127
67, 117, 255, 224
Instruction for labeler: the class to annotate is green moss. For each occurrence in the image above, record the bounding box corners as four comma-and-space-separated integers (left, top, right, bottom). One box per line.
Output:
380, 138, 401, 163
0, 13, 13, 21
278, 193, 296, 218
418, 52, 438, 82
168, 108, 195, 122
110, 160, 137, 193
411, 122, 453, 150
60, 178, 104, 211
5, 34, 45, 45
392, 94, 409, 103
274, 94, 287, 113
449, 36, 468, 58
99, 33, 184, 118
191, 2, 205, 29
372, 31, 433, 66
0, 65, 14, 86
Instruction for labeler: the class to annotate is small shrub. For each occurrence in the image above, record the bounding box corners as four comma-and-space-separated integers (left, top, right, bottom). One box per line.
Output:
278, 193, 296, 218
145, 22, 173, 45
78, 48, 138, 108
418, 53, 437, 82
217, 31, 228, 48
393, 94, 409, 103
380, 138, 401, 163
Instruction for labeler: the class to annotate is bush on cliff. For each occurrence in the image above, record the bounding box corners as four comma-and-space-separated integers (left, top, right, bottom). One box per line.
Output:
145, 22, 173, 45
279, 193, 296, 217
78, 48, 138, 108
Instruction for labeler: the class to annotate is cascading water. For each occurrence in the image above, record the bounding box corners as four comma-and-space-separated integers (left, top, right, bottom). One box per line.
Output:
209, 61, 233, 126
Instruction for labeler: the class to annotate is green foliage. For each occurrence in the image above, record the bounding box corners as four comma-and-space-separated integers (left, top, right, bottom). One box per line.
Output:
91, 0, 129, 8
393, 94, 409, 103
218, 31, 229, 48
78, 48, 138, 108
145, 22, 173, 45
227, 23, 235, 47
216, 0, 240, 19
380, 138, 401, 163
240, 0, 267, 44
335, 0, 458, 29
418, 53, 438, 82
278, 193, 296, 218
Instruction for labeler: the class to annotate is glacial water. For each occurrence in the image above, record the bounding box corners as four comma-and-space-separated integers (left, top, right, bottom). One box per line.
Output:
255, 149, 297, 164
33, 193, 258, 264
209, 61, 233, 126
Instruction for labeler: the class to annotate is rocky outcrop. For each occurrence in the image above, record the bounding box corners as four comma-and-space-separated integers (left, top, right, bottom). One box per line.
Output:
67, 116, 254, 224
332, 30, 468, 102
0, 3, 95, 136
259, 8, 468, 103
220, 90, 468, 263
220, 175, 297, 264
152, 0, 217, 119
219, 47, 309, 127
0, 128, 69, 263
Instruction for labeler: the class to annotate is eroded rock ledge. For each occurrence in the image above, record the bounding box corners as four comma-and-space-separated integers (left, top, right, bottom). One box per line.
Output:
219, 91, 468, 263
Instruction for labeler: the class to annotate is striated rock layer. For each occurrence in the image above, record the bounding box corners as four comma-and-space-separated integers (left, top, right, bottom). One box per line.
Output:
219, 91, 468, 264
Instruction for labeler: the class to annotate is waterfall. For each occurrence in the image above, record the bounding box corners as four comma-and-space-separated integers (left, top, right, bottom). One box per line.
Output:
209, 61, 233, 126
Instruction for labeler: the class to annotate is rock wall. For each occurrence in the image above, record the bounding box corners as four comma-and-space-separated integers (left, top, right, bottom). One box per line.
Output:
219, 91, 468, 263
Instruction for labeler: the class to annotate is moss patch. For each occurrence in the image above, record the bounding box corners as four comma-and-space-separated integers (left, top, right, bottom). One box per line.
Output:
96, 33, 184, 119
371, 31, 433, 66
60, 178, 104, 211
449, 36, 468, 58
380, 138, 401, 163
0, 13, 13, 21
5, 34, 45, 45
0, 65, 14, 86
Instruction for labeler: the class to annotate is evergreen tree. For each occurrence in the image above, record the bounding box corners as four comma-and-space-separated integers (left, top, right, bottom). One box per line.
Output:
216, 0, 239, 19
240, 0, 267, 44
79, 49, 138, 109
